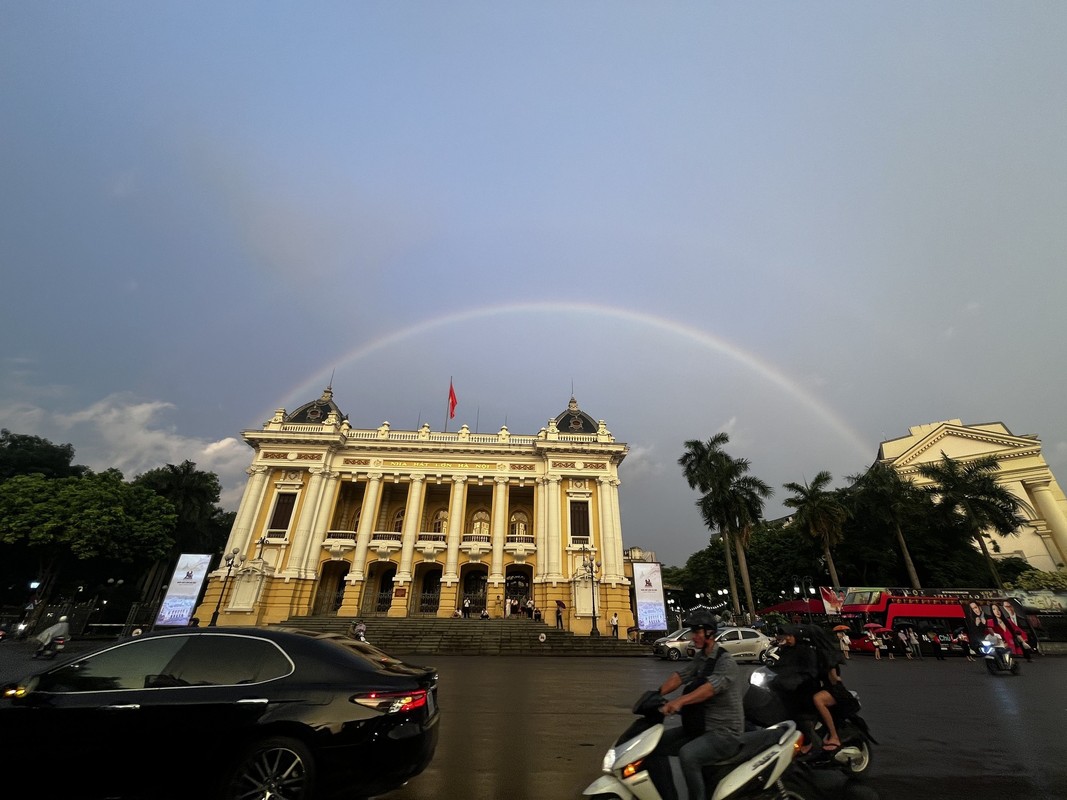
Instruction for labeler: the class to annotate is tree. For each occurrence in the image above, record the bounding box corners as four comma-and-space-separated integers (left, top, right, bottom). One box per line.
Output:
679, 434, 771, 620
846, 462, 924, 589
782, 471, 846, 587
0, 470, 176, 611
680, 435, 741, 614
699, 456, 771, 620
133, 461, 228, 555
915, 452, 1027, 591
0, 429, 86, 481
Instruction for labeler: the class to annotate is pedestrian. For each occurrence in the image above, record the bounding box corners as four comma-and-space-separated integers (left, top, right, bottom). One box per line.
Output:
462, 596, 470, 618
480, 608, 489, 619
836, 630, 851, 660
866, 629, 882, 660
610, 612, 619, 638
957, 630, 975, 662
534, 607, 542, 622
929, 631, 946, 661
556, 604, 564, 630
908, 628, 923, 660
526, 598, 535, 619
898, 628, 912, 659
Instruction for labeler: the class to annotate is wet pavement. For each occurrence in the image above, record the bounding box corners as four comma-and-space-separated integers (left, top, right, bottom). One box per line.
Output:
2, 641, 1064, 799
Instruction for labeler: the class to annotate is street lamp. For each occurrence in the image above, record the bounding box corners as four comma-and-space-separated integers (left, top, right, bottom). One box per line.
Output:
793, 575, 815, 624
578, 544, 601, 637
209, 548, 242, 627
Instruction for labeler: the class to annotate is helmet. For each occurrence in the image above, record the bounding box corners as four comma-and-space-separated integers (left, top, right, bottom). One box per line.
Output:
59, 616, 68, 622
683, 610, 716, 633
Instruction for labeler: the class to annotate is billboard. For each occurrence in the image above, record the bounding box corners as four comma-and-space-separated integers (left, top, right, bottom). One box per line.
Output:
633, 562, 667, 632
154, 553, 213, 627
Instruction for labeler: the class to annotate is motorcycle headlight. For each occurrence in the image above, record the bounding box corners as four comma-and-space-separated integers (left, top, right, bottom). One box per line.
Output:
750, 670, 768, 687
601, 747, 617, 772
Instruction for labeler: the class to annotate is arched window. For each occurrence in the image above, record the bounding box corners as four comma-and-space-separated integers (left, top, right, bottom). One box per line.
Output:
509, 511, 528, 538
431, 509, 448, 533
392, 509, 405, 532
471, 510, 490, 537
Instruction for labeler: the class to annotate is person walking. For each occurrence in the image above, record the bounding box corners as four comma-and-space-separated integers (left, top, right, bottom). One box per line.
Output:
898, 628, 912, 659
866, 629, 882, 660
836, 630, 851, 660
556, 604, 564, 630
462, 596, 471, 618
929, 631, 946, 661
908, 628, 923, 660
610, 612, 619, 638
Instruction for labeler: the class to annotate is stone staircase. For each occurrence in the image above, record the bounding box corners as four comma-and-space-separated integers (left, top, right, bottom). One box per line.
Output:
275, 615, 650, 657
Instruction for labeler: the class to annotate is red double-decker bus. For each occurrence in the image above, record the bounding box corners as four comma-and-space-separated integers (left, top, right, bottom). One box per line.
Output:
839, 587, 1005, 650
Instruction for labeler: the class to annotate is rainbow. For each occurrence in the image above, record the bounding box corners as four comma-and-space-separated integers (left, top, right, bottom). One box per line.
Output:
269, 301, 870, 459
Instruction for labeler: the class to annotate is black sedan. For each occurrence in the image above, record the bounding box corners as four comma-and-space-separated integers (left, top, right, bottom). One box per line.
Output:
0, 626, 439, 800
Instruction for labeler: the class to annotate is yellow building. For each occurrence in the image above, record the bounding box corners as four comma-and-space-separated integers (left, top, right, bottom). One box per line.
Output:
197, 388, 633, 634
879, 419, 1067, 571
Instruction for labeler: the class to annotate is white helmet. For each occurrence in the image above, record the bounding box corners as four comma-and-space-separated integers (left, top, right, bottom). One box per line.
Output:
59, 615, 68, 622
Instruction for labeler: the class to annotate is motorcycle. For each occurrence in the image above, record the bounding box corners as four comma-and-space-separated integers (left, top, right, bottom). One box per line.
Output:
33, 635, 67, 660
745, 665, 876, 776
979, 633, 1020, 675
582, 689, 811, 800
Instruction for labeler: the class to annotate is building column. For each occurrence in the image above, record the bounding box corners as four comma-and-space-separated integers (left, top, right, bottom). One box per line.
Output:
351, 473, 383, 581
301, 470, 340, 574
489, 477, 509, 583
1027, 480, 1067, 567
289, 467, 327, 577
443, 477, 468, 582
225, 465, 270, 554
545, 476, 564, 580
397, 475, 427, 582
534, 477, 547, 580
598, 477, 623, 582
608, 478, 626, 580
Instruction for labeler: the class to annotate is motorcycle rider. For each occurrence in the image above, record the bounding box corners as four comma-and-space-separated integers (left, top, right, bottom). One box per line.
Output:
652, 611, 743, 800
34, 615, 70, 656
348, 619, 367, 641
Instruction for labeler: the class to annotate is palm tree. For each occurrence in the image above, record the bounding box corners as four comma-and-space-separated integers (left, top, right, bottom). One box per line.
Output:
679, 435, 771, 620
698, 456, 771, 620
915, 452, 1026, 591
847, 462, 924, 589
783, 471, 846, 587
680, 435, 740, 615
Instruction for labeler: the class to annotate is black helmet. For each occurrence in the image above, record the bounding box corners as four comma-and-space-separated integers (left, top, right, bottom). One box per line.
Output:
683, 610, 716, 633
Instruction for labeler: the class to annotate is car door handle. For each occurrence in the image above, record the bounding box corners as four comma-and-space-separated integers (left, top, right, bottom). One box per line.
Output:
102, 704, 141, 710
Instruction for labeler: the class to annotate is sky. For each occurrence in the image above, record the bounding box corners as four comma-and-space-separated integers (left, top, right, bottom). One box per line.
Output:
2, 3, 1066, 569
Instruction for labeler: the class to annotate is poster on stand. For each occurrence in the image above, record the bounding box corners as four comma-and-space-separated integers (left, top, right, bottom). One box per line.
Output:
633, 562, 667, 632
154, 554, 213, 627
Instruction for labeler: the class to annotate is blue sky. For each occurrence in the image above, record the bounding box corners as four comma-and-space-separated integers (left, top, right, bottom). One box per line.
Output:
2, 3, 1065, 569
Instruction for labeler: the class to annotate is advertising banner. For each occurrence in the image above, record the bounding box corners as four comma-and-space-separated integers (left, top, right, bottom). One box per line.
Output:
154, 553, 213, 627
633, 562, 667, 632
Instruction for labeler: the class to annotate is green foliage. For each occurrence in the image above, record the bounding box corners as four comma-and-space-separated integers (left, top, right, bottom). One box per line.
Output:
1006, 569, 1067, 592
0, 429, 87, 481
133, 460, 229, 556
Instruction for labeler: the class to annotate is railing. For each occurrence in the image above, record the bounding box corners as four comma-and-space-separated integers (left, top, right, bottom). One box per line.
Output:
416, 533, 446, 542
369, 531, 402, 541
325, 531, 356, 540
506, 535, 535, 545
462, 534, 491, 543
270, 423, 607, 445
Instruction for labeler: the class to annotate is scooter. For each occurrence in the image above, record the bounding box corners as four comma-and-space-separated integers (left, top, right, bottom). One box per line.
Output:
745, 667, 876, 776
582, 690, 810, 800
979, 633, 1020, 675
33, 635, 67, 659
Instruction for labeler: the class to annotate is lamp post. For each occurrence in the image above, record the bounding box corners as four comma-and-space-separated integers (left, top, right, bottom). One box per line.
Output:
579, 544, 601, 637
793, 575, 815, 624
209, 548, 242, 627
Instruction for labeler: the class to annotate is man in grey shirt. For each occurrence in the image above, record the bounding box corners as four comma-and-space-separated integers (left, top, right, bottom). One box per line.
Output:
655, 611, 743, 800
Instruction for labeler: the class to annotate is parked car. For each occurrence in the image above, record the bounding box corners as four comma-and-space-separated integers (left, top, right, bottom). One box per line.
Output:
686, 626, 772, 663
0, 626, 440, 800
652, 627, 694, 660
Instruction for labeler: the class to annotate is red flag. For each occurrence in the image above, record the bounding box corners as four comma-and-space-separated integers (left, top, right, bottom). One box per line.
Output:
448, 381, 458, 419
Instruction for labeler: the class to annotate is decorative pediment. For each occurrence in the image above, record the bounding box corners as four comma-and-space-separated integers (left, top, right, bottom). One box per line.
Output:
889, 422, 1040, 471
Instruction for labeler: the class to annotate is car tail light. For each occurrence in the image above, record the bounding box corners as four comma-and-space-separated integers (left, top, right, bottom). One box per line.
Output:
352, 689, 428, 714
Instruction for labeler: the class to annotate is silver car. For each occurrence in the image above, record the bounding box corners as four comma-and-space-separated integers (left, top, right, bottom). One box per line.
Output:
652, 627, 694, 660
686, 626, 772, 663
